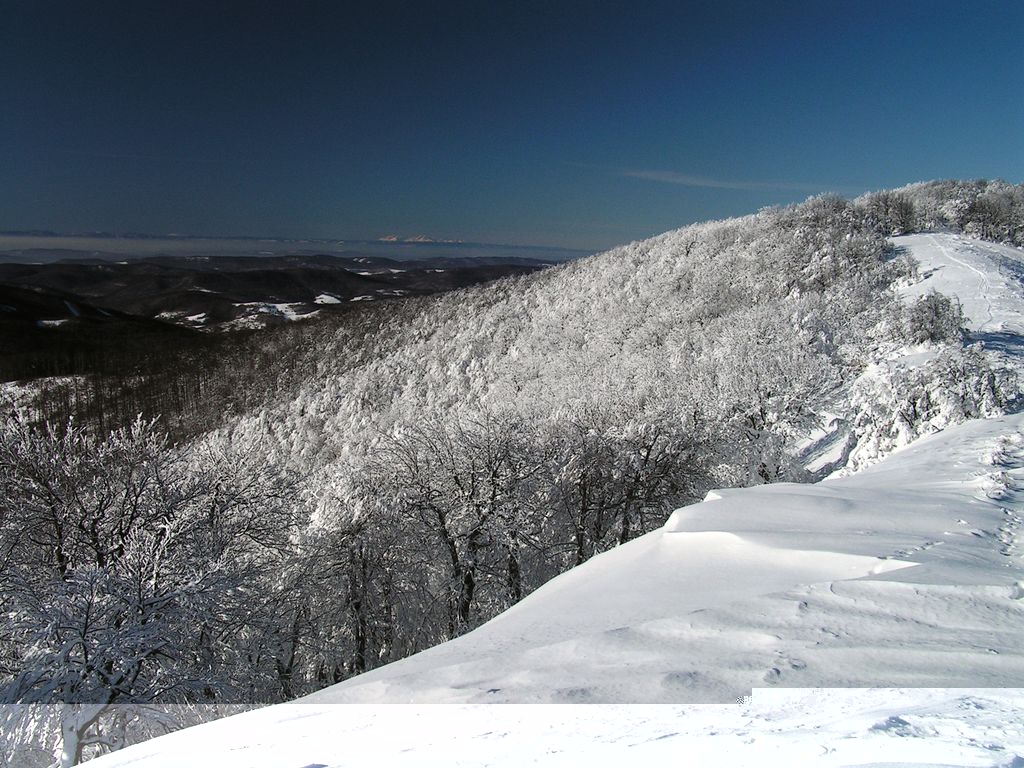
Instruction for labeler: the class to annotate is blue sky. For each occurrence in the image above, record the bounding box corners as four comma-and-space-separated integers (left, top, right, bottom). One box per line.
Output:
2, 1, 1021, 250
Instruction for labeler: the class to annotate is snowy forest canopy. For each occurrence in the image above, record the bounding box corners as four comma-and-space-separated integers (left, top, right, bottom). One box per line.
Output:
2, 179, 1022, 766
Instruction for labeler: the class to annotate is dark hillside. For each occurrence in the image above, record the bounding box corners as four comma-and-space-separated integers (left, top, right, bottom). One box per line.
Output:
0, 284, 201, 380
0, 254, 548, 331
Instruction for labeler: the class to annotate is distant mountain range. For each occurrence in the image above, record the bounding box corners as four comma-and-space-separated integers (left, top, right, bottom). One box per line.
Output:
0, 252, 553, 334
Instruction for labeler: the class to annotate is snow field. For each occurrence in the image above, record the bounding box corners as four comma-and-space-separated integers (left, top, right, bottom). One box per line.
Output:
88, 689, 1024, 768
897, 233, 1024, 338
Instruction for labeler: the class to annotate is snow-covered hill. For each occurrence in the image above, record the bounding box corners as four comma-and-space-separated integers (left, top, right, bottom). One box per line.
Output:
84, 231, 1024, 766
281, 233, 1022, 705
898, 233, 1024, 337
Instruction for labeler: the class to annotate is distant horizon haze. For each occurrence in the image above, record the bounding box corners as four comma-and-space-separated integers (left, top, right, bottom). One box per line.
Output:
0, 232, 590, 264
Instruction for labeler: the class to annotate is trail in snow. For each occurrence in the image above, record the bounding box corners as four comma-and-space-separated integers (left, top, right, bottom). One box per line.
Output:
898, 232, 1024, 338
927, 233, 995, 327
897, 232, 1024, 381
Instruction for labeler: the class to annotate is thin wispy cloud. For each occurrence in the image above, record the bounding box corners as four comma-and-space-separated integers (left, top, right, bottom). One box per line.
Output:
53, 148, 231, 165
623, 169, 853, 194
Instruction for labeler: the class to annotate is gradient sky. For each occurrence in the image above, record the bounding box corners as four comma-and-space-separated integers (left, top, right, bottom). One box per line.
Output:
2, 1, 1022, 250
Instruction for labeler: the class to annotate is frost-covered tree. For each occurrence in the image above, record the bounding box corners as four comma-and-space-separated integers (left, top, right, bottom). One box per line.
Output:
905, 291, 966, 344
858, 190, 916, 236
0, 413, 303, 766
880, 179, 1024, 245
367, 412, 543, 637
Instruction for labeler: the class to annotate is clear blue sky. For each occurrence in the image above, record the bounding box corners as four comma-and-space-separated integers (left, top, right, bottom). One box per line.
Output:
2, 1, 1021, 250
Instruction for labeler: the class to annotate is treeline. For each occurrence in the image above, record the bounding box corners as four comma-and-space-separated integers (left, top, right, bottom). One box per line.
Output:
2, 184, 1019, 765
856, 178, 1024, 244
0, 407, 706, 765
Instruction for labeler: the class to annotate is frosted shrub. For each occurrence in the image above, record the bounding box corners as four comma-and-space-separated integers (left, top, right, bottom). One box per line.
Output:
905, 291, 966, 344
846, 346, 1011, 470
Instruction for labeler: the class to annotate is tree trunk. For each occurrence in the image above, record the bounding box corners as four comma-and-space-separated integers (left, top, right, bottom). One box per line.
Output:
506, 545, 523, 603
59, 703, 106, 768
60, 721, 82, 768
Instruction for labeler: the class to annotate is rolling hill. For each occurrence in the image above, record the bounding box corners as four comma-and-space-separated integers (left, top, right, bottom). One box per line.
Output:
88, 229, 1024, 768
0, 252, 553, 332
5, 181, 1024, 768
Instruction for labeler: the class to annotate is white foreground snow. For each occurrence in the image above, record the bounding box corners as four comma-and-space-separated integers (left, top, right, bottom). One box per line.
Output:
87, 234, 1024, 767
90, 689, 1024, 768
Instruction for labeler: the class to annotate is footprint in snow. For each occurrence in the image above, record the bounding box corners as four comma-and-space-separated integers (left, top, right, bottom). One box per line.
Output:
764, 653, 807, 684
661, 670, 705, 690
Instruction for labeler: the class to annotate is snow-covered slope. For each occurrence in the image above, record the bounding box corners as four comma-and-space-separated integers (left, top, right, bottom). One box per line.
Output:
283, 233, 1023, 704
292, 412, 1023, 705
88, 233, 1024, 766
897, 232, 1024, 387
91, 688, 1024, 768
897, 232, 1024, 338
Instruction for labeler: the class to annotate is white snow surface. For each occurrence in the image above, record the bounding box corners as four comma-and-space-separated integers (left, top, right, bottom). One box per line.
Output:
897, 233, 1024, 337
896, 232, 1024, 383
88, 234, 1024, 766
90, 689, 1024, 768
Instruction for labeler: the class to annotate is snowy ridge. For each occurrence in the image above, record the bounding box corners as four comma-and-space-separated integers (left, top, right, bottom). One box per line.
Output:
838, 233, 1023, 472
898, 233, 1024, 337
286, 234, 1024, 705
86, 233, 1024, 766
897, 232, 1024, 389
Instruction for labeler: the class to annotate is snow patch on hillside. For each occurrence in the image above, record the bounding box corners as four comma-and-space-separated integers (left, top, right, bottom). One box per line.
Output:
898, 233, 1024, 337
836, 234, 1023, 472
895, 232, 1024, 385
